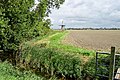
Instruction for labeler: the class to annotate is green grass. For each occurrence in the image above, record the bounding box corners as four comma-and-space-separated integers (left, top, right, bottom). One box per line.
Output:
24, 30, 95, 56
23, 30, 62, 47
0, 61, 46, 80
48, 31, 95, 56
0, 30, 95, 80
1, 30, 95, 80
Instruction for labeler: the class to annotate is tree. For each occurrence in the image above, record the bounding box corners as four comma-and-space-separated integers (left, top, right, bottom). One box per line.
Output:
0, 0, 65, 52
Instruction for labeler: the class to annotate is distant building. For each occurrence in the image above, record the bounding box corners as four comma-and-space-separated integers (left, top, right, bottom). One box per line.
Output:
59, 24, 65, 31
59, 20, 65, 31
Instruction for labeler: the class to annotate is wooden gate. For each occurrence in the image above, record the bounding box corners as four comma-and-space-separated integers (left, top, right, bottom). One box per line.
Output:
96, 47, 120, 80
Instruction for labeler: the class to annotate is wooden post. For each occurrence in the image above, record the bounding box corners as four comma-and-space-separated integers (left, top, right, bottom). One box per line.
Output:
109, 47, 116, 80
95, 52, 98, 76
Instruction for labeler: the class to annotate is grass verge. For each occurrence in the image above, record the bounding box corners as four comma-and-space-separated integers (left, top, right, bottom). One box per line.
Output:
25, 30, 95, 56
0, 61, 46, 80
48, 31, 95, 56
13, 30, 96, 79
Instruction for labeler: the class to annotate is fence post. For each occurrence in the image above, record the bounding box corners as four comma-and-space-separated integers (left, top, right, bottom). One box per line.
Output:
109, 47, 116, 80
95, 52, 98, 77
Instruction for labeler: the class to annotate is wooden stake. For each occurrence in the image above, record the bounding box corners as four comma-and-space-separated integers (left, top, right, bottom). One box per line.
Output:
109, 47, 115, 80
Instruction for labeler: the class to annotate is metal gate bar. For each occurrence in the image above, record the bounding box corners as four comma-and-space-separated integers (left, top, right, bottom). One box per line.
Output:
96, 51, 110, 79
96, 47, 120, 80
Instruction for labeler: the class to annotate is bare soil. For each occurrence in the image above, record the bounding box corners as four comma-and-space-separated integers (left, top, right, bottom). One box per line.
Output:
62, 30, 120, 51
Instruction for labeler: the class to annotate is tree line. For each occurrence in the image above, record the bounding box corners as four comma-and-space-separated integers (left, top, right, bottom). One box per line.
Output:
66, 28, 120, 30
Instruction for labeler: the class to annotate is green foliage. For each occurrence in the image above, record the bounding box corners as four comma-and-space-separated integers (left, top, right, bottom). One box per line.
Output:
0, 61, 46, 80
82, 55, 120, 80
82, 56, 110, 80
0, 0, 65, 52
82, 57, 96, 80
21, 44, 81, 79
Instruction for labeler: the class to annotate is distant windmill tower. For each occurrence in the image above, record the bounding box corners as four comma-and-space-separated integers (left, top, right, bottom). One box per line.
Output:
59, 20, 65, 31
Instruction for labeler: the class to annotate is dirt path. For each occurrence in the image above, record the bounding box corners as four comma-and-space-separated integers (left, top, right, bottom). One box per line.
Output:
32, 33, 59, 46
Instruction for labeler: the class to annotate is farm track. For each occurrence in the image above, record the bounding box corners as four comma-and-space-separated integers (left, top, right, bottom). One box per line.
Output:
62, 30, 120, 51
33, 33, 59, 45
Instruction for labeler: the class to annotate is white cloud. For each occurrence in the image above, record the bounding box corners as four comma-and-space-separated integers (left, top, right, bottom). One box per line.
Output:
49, 0, 120, 29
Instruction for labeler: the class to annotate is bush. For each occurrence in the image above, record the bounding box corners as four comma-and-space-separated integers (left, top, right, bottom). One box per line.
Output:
20, 44, 82, 79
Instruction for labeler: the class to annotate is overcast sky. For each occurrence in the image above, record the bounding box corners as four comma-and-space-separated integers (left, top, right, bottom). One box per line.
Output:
49, 0, 120, 29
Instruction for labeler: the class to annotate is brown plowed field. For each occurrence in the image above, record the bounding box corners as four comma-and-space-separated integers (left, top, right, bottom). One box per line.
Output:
62, 30, 120, 51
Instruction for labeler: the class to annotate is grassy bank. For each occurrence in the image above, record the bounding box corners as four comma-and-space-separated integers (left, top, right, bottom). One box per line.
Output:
18, 30, 94, 79
0, 61, 46, 80
31, 30, 95, 56
0, 30, 96, 80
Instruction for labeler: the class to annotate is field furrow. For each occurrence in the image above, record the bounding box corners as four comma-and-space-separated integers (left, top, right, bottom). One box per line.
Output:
62, 30, 120, 51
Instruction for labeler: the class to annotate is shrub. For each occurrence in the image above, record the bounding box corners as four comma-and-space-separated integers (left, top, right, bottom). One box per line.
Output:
20, 44, 82, 79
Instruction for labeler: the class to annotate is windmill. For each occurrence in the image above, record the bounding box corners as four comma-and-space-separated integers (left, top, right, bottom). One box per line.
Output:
59, 20, 65, 31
